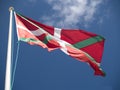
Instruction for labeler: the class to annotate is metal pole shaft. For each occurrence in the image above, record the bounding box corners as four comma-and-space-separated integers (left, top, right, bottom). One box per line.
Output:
5, 7, 14, 90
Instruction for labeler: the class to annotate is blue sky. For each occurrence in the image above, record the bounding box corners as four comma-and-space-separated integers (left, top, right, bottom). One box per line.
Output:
0, 0, 120, 90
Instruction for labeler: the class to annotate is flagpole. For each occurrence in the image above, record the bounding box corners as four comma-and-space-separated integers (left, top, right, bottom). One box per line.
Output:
5, 7, 14, 90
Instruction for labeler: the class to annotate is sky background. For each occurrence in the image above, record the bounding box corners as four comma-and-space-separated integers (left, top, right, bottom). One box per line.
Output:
0, 0, 120, 90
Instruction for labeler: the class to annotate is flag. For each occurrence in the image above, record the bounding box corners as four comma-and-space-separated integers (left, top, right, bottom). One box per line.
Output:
14, 12, 105, 76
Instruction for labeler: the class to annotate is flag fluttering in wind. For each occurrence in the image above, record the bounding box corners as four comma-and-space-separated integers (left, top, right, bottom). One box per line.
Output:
14, 12, 105, 76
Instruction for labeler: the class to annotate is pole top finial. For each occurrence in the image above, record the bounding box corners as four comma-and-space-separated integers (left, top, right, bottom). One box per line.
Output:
9, 7, 14, 12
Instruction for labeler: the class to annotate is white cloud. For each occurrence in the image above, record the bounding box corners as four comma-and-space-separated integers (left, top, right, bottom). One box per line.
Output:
42, 0, 103, 28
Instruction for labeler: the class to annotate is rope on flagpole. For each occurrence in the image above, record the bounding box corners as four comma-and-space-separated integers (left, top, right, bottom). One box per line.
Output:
11, 12, 14, 89
11, 41, 20, 89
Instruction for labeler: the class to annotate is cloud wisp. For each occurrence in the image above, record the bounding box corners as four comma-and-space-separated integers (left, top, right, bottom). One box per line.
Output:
42, 0, 103, 28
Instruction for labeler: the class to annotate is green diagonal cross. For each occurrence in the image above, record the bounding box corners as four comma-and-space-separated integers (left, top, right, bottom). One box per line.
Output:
73, 35, 104, 49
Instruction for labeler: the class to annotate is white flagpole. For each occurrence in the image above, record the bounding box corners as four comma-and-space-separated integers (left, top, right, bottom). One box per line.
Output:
5, 7, 14, 90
